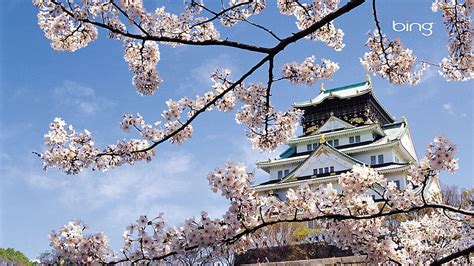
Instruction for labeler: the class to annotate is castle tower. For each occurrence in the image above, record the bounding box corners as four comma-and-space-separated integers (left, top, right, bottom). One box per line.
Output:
253, 79, 424, 207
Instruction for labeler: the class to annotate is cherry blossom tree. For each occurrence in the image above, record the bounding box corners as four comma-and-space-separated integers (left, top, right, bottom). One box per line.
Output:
32, 0, 473, 264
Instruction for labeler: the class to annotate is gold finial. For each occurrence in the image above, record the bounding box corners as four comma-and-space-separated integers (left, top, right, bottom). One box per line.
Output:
319, 83, 325, 94
402, 116, 408, 126
366, 74, 372, 85
319, 134, 326, 144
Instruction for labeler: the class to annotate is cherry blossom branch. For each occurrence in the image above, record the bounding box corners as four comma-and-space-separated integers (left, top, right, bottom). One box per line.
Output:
263, 57, 274, 134
43, 136, 473, 264
109, 1, 149, 37
430, 244, 474, 266
360, 0, 427, 85
432, 0, 473, 81
239, 18, 283, 41
49, 0, 272, 54
36, 0, 365, 173
188, 1, 253, 29
370, 0, 395, 79
99, 53, 271, 156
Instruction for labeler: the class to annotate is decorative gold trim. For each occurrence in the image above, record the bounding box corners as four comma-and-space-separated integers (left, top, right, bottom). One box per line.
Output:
319, 134, 326, 144
366, 74, 372, 85
402, 116, 408, 126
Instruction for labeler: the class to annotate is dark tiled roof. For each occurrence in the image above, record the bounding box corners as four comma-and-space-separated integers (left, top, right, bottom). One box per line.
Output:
382, 121, 404, 129
287, 138, 382, 158
256, 179, 280, 186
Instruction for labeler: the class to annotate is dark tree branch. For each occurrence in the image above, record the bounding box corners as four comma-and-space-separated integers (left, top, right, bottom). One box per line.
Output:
430, 244, 474, 266
114, 201, 473, 264
93, 0, 366, 158
189, 1, 252, 29
50, 0, 272, 54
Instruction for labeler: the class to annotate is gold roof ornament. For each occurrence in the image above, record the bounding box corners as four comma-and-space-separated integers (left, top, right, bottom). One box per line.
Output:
319, 134, 327, 144
366, 74, 372, 85
402, 116, 408, 126
319, 83, 325, 94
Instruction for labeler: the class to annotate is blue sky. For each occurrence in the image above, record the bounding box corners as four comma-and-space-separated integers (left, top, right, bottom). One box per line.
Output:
0, 0, 472, 259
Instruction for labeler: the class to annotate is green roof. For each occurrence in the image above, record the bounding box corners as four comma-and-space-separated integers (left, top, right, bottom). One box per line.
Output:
324, 81, 368, 93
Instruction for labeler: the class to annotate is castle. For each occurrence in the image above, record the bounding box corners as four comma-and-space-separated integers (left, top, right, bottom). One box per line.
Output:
253, 78, 426, 212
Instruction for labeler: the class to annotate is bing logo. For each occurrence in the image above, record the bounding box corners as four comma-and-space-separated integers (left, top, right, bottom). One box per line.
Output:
392, 20, 434, 36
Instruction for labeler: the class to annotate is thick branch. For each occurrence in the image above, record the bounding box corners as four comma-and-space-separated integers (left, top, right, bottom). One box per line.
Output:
115, 201, 473, 264
51, 0, 271, 54
430, 244, 474, 266
98, 0, 366, 157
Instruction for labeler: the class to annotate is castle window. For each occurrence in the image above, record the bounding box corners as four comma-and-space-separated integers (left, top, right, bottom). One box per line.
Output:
313, 143, 318, 150
378, 154, 384, 164
328, 140, 333, 146
284, 169, 290, 176
278, 170, 283, 179
349, 136, 354, 143
313, 169, 318, 175
319, 168, 323, 174
333, 139, 339, 146
306, 144, 312, 151
370, 156, 376, 165
324, 167, 329, 173
394, 180, 401, 190
355, 135, 361, 142
330, 166, 334, 173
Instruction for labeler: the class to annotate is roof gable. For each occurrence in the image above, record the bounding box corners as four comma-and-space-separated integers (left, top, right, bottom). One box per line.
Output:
316, 116, 354, 134
293, 81, 371, 108
280, 144, 362, 183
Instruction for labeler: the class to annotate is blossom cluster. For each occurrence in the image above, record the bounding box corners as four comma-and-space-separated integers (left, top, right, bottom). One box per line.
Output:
282, 56, 339, 85
123, 41, 161, 95
219, 0, 267, 27
234, 83, 301, 151
397, 211, 472, 263
33, 0, 223, 95
278, 0, 345, 50
48, 220, 113, 264
361, 30, 427, 85
40, 117, 156, 174
38, 67, 303, 172
339, 164, 384, 195
424, 134, 458, 173
432, 0, 473, 81
44, 136, 472, 264
41, 118, 99, 174
35, 1, 99, 52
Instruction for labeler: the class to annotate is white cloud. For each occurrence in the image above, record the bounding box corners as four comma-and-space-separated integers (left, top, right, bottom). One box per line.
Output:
1, 150, 230, 253
419, 64, 438, 84
227, 136, 285, 185
441, 103, 469, 118
177, 54, 239, 94
18, 150, 229, 226
53, 81, 115, 114
442, 103, 454, 115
